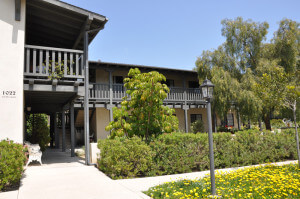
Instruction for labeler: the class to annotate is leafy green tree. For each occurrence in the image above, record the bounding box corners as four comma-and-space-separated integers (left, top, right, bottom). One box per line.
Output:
221, 17, 269, 73
253, 59, 287, 130
273, 19, 300, 73
282, 78, 300, 167
238, 68, 262, 122
105, 68, 178, 141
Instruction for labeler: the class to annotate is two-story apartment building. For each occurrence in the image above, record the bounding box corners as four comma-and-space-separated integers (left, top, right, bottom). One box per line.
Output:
0, 0, 238, 157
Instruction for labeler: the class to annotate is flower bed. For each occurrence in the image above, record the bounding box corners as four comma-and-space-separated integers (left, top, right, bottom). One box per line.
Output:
145, 164, 300, 198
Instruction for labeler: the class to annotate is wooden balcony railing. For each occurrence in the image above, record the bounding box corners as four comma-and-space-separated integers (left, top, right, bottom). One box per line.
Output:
89, 83, 203, 102
24, 45, 84, 80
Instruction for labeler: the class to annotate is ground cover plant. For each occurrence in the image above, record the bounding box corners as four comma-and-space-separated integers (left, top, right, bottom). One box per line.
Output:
0, 140, 27, 191
145, 163, 300, 199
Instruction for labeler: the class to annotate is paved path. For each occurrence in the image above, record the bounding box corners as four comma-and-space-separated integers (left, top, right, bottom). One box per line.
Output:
16, 149, 149, 199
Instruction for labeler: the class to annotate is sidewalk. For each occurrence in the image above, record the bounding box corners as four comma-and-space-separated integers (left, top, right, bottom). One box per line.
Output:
1, 149, 149, 199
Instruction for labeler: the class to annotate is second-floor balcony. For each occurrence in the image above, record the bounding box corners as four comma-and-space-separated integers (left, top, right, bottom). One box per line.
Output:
89, 83, 204, 104
24, 45, 85, 81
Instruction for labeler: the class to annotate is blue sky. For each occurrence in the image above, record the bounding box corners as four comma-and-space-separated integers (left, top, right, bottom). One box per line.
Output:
64, 0, 299, 70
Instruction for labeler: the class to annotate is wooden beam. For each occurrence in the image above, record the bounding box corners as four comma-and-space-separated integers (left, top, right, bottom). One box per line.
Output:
15, 0, 21, 21
35, 0, 107, 22
72, 15, 93, 49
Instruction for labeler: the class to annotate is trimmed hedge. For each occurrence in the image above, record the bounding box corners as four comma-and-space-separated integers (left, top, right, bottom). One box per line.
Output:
0, 140, 27, 191
97, 129, 298, 179
97, 136, 154, 179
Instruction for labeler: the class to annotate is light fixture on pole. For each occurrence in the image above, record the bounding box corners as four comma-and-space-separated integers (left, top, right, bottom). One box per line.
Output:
200, 78, 216, 196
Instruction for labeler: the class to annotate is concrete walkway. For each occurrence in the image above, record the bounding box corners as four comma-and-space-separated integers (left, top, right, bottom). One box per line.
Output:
2, 149, 149, 199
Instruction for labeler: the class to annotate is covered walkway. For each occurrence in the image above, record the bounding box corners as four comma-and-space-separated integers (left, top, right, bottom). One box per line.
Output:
16, 149, 149, 199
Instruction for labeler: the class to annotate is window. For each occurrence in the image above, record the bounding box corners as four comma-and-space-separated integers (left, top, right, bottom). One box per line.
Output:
113, 76, 124, 84
188, 81, 199, 88
190, 114, 202, 123
164, 79, 175, 87
227, 113, 234, 127
89, 69, 96, 83
113, 76, 124, 92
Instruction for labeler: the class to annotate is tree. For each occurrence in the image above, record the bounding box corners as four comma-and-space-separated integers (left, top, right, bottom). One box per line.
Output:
196, 17, 299, 130
273, 19, 300, 73
284, 83, 300, 167
221, 17, 269, 73
105, 68, 178, 141
253, 59, 287, 130
196, 42, 260, 127
238, 68, 262, 122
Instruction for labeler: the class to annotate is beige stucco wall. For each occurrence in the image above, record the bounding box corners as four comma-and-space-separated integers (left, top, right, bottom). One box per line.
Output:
95, 108, 110, 139
0, 0, 25, 143
174, 108, 185, 131
95, 68, 199, 87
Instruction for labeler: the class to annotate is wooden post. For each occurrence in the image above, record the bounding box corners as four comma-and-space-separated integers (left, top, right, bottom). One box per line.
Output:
62, 111, 66, 152
54, 113, 59, 149
183, 105, 189, 133
50, 114, 54, 148
70, 103, 75, 157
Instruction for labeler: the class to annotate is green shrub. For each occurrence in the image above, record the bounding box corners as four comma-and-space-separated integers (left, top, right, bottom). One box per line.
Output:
271, 119, 286, 128
0, 140, 27, 191
190, 120, 205, 133
26, 114, 50, 151
150, 133, 209, 175
97, 136, 154, 179
98, 130, 298, 179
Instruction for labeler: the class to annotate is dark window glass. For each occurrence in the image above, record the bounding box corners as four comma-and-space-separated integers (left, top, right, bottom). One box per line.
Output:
190, 114, 202, 123
113, 76, 124, 84
188, 81, 200, 88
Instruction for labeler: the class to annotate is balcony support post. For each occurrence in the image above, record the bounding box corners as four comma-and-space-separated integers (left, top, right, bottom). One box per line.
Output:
62, 111, 66, 152
183, 105, 189, 133
108, 70, 114, 123
84, 31, 90, 165
54, 113, 59, 149
70, 102, 75, 157
50, 114, 54, 148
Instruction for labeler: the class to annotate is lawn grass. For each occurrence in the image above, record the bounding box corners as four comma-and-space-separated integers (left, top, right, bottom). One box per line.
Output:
144, 163, 300, 198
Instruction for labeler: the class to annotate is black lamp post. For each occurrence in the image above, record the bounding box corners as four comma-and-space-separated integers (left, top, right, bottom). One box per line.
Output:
200, 78, 216, 196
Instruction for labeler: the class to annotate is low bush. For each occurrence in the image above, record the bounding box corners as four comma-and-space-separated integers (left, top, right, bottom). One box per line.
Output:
97, 136, 154, 179
150, 133, 209, 175
271, 119, 286, 128
190, 120, 205, 133
98, 129, 298, 179
0, 140, 27, 191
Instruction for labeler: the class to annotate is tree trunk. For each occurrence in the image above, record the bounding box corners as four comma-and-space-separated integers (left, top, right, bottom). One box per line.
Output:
237, 110, 241, 130
292, 104, 300, 168
213, 112, 217, 132
259, 118, 262, 131
264, 114, 271, 131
